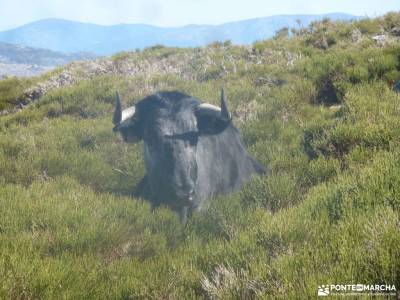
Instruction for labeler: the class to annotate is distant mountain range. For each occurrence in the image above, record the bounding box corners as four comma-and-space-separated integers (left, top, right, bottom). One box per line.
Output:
0, 42, 95, 66
0, 42, 95, 77
0, 13, 360, 55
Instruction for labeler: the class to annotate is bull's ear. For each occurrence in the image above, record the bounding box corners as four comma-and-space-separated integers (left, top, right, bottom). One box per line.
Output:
195, 88, 232, 134
119, 121, 143, 143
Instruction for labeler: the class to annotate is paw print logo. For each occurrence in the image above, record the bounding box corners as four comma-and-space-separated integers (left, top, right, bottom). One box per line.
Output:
318, 285, 330, 296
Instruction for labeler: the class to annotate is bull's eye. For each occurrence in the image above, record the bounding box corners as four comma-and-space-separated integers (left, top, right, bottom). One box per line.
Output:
120, 127, 128, 136
188, 133, 198, 146
118, 121, 144, 143
164, 131, 198, 145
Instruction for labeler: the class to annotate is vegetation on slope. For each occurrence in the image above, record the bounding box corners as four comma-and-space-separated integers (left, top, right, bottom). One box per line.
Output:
0, 13, 399, 299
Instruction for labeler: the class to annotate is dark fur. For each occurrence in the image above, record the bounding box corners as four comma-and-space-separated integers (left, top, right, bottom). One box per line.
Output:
115, 91, 266, 220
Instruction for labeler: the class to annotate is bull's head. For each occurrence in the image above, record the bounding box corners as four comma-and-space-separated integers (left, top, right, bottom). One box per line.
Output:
113, 89, 232, 208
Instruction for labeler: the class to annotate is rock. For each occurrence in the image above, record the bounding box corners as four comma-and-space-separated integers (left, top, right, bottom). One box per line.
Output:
329, 105, 342, 112
372, 35, 387, 46
314, 36, 329, 50
390, 26, 400, 37
351, 29, 362, 43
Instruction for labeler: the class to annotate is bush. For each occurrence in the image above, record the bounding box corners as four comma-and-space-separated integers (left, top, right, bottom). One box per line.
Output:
298, 46, 400, 104
1, 13, 400, 298
0, 77, 36, 110
303, 82, 400, 159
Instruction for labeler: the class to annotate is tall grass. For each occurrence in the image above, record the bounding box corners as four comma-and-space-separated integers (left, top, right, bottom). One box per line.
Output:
0, 12, 399, 299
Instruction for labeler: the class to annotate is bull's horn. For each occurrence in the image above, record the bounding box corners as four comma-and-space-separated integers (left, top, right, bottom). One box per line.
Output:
197, 88, 231, 121
113, 91, 136, 125
197, 103, 221, 114
113, 91, 122, 125
121, 106, 136, 123
220, 87, 231, 120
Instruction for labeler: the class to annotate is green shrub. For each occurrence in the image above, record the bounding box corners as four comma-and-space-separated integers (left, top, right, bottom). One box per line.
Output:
298, 46, 400, 104
0, 77, 35, 110
1, 13, 400, 298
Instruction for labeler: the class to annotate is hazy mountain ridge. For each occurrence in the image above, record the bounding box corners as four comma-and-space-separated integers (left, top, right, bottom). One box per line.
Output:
0, 41, 96, 77
0, 42, 95, 65
0, 13, 360, 55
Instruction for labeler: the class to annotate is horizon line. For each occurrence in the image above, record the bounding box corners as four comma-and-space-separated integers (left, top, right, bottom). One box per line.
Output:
0, 11, 368, 32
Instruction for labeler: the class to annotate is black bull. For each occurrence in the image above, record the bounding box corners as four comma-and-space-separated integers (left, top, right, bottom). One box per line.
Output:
113, 89, 266, 220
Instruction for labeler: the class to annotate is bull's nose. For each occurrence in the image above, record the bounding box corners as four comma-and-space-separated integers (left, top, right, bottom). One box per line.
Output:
188, 189, 195, 201
176, 188, 196, 204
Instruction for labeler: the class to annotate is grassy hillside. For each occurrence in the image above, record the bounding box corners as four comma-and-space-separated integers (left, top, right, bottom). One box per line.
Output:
0, 13, 399, 299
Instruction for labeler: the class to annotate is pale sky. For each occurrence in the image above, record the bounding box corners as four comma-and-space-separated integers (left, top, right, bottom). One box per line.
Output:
0, 0, 399, 31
